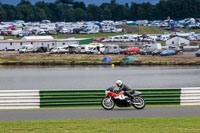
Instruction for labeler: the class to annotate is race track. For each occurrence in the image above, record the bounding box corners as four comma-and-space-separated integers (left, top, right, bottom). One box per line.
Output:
0, 107, 200, 121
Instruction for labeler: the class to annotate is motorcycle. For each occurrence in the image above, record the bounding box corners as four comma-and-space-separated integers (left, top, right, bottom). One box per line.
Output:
101, 87, 146, 110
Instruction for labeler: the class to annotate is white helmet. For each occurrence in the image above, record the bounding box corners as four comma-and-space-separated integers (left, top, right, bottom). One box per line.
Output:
116, 80, 123, 87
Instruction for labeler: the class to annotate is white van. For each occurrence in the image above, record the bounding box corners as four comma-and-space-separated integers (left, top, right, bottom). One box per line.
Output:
19, 44, 34, 53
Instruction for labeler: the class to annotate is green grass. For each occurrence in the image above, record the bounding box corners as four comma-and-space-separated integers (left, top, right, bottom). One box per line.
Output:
137, 26, 168, 34
179, 28, 200, 33
72, 33, 126, 38
1, 117, 200, 133
3, 36, 22, 40
0, 58, 5, 62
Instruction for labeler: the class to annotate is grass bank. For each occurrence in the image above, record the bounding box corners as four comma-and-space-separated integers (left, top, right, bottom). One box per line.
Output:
0, 53, 200, 66
1, 117, 200, 133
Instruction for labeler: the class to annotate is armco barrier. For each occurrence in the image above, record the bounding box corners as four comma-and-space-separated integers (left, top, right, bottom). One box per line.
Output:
40, 90, 105, 107
1, 88, 199, 109
181, 87, 200, 105
40, 88, 181, 108
138, 88, 181, 105
0, 90, 40, 109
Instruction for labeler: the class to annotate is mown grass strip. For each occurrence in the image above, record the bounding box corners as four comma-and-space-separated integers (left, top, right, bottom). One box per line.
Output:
0, 57, 6, 62
1, 117, 200, 133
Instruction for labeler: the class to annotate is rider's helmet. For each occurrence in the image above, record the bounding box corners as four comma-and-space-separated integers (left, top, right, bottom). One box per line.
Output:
116, 80, 123, 87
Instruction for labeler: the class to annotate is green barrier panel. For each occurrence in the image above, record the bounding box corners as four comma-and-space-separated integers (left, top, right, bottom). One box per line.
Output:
40, 88, 181, 107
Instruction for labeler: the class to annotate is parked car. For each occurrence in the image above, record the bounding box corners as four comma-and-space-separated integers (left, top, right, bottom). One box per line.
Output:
32, 47, 47, 53
50, 47, 68, 54
140, 49, 152, 55
160, 50, 177, 56
152, 49, 164, 56
124, 47, 140, 55
196, 50, 200, 57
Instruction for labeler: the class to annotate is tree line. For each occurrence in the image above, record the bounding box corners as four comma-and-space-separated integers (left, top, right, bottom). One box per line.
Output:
0, 0, 200, 22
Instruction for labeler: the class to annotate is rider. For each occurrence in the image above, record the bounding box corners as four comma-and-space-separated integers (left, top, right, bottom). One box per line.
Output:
116, 80, 135, 100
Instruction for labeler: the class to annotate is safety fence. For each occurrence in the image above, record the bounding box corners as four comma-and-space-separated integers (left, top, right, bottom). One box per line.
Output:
0, 88, 199, 109
40, 88, 181, 108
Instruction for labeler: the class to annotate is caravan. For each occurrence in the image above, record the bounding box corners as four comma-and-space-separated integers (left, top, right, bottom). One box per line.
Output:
80, 45, 96, 54
140, 43, 162, 55
104, 45, 121, 54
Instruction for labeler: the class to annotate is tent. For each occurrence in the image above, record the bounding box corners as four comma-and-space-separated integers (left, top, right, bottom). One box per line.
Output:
16, 25, 23, 28
123, 56, 137, 63
102, 57, 111, 62
9, 26, 17, 29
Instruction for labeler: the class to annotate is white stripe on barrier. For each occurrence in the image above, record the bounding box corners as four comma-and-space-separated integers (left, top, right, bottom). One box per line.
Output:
0, 103, 40, 106
181, 100, 200, 102
181, 97, 200, 100
181, 103, 200, 105
181, 87, 200, 105
0, 97, 40, 99
0, 106, 40, 109
0, 90, 39, 92
0, 90, 40, 109
181, 87, 200, 90
0, 100, 40, 103
0, 94, 39, 97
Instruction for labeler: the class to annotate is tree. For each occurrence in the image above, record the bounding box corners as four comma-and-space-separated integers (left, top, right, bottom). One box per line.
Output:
130, 2, 139, 20
102, 8, 112, 20
17, 0, 31, 6
56, 0, 74, 5
0, 0, 200, 22
2, 4, 17, 21
74, 8, 86, 21
73, 2, 86, 10
0, 7, 6, 21
87, 4, 103, 21
17, 4, 35, 21
110, 0, 116, 4
34, 7, 47, 21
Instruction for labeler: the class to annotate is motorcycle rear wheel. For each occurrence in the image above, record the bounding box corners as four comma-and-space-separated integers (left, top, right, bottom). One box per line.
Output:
101, 97, 115, 110
132, 96, 146, 109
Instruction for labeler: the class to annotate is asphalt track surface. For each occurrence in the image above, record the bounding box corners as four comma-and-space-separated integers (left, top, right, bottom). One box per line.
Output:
0, 107, 200, 121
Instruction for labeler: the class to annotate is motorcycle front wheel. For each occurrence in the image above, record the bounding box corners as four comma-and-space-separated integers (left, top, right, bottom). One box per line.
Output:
101, 97, 115, 110
132, 96, 146, 109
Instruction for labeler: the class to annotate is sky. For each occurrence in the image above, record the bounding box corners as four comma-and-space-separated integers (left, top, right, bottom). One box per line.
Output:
0, 0, 159, 6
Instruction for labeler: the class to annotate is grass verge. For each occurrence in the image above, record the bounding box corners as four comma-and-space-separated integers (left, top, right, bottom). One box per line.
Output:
1, 117, 200, 133
0, 57, 5, 62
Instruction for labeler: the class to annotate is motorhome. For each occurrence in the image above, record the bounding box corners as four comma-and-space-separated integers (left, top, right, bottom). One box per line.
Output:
144, 43, 161, 50
104, 45, 121, 54
89, 43, 105, 54
141, 43, 162, 55
80, 45, 96, 54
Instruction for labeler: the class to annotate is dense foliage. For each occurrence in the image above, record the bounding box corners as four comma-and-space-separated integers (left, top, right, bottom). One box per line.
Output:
0, 0, 200, 22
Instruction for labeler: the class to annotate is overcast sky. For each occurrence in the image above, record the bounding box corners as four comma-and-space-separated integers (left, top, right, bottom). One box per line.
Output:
0, 0, 159, 5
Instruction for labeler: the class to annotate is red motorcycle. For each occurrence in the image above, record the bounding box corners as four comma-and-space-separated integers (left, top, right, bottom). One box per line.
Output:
101, 87, 146, 110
